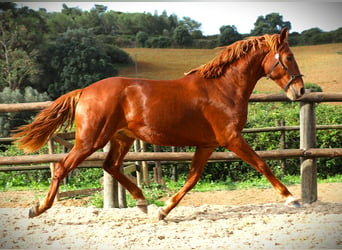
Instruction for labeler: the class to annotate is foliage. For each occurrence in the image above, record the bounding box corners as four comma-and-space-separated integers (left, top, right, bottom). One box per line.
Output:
251, 12, 291, 35
304, 83, 323, 92
145, 36, 172, 48
136, 31, 149, 47
41, 28, 122, 99
172, 25, 192, 47
0, 6, 43, 90
0, 87, 50, 137
218, 25, 242, 46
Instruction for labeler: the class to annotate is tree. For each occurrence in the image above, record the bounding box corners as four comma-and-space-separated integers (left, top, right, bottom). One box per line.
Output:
173, 25, 192, 47
0, 7, 41, 90
300, 28, 333, 45
218, 25, 242, 46
0, 48, 40, 90
332, 27, 342, 43
180, 16, 201, 33
251, 13, 291, 35
44, 28, 118, 99
136, 31, 149, 47
146, 36, 171, 48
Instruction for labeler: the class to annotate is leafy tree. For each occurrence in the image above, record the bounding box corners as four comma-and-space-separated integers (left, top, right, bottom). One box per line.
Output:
0, 6, 42, 90
288, 32, 301, 46
173, 25, 192, 47
136, 31, 149, 47
218, 25, 242, 46
0, 2, 16, 11
300, 28, 333, 45
332, 27, 342, 43
192, 30, 203, 39
0, 48, 40, 90
180, 16, 201, 33
61, 3, 82, 17
43, 28, 119, 99
251, 13, 291, 35
146, 36, 172, 48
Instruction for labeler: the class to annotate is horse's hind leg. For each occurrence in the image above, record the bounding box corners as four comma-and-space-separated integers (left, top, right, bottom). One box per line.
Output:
158, 146, 215, 220
103, 134, 148, 213
29, 146, 95, 218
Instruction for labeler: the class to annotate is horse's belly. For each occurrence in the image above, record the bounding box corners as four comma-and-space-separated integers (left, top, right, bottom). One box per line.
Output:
127, 122, 218, 147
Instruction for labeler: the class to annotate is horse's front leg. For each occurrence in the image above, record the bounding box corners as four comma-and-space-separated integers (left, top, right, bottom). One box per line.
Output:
223, 132, 300, 207
158, 146, 215, 220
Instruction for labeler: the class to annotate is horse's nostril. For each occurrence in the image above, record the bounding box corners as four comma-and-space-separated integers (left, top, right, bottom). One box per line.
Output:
300, 87, 305, 96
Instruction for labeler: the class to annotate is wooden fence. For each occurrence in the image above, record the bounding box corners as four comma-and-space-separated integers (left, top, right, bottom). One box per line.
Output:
0, 92, 341, 207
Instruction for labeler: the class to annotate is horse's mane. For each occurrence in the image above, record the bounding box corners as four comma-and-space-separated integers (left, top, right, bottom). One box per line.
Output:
186, 34, 281, 78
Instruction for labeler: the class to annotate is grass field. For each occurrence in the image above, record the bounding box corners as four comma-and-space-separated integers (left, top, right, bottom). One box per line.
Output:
119, 43, 342, 93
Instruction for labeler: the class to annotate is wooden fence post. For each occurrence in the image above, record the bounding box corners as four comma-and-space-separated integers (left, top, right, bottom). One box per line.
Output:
300, 90, 317, 204
171, 146, 178, 182
277, 120, 286, 176
103, 142, 119, 208
48, 139, 59, 201
140, 140, 149, 186
134, 140, 143, 187
118, 165, 127, 208
153, 145, 163, 185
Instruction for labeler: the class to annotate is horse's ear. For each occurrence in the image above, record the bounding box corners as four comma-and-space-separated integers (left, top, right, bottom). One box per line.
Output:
279, 27, 288, 44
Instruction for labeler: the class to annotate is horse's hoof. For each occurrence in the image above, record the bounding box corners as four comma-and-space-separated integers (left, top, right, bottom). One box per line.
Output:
285, 196, 301, 208
158, 208, 167, 220
136, 199, 148, 214
288, 200, 301, 208
28, 203, 39, 218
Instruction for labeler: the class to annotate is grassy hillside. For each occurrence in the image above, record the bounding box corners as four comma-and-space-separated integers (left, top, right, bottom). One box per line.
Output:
119, 43, 342, 93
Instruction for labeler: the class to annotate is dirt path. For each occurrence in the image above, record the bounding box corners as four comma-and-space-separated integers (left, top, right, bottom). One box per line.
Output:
1, 183, 341, 249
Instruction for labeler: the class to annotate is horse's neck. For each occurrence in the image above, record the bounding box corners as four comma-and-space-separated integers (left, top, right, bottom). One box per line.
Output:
223, 49, 267, 98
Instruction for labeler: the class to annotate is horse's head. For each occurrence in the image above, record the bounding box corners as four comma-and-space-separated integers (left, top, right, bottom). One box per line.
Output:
263, 27, 304, 100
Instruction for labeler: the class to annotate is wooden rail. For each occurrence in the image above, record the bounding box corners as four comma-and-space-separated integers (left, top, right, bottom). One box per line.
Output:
1, 148, 341, 166
1, 124, 341, 143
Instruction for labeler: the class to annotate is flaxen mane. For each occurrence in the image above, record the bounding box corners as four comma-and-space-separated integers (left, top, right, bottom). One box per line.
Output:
186, 33, 282, 78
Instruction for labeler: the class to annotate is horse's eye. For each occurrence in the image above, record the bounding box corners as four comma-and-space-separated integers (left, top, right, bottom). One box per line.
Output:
286, 56, 293, 61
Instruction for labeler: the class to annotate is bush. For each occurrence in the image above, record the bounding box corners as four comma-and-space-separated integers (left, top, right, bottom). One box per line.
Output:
304, 83, 323, 92
146, 36, 172, 48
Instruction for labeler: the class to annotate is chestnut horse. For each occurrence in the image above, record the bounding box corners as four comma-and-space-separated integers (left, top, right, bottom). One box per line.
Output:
13, 28, 303, 220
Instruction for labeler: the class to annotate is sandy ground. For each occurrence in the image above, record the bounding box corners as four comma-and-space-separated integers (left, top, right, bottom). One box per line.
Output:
0, 183, 341, 249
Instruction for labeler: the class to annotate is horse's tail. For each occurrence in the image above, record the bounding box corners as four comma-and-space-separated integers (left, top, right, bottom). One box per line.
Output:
12, 89, 83, 153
